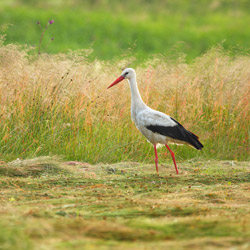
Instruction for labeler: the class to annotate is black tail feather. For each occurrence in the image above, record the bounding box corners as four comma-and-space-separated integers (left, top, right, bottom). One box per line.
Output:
186, 130, 203, 150
146, 118, 204, 150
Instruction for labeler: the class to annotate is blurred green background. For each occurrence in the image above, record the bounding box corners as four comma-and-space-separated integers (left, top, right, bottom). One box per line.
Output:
0, 0, 250, 62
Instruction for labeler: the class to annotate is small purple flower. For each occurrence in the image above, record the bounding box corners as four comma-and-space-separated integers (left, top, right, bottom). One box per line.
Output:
51, 37, 54, 41
36, 21, 40, 25
49, 20, 54, 24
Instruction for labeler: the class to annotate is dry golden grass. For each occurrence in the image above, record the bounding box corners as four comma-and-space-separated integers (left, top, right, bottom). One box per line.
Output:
0, 42, 249, 162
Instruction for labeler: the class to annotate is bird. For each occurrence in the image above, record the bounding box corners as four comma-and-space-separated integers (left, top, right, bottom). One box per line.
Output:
107, 68, 203, 174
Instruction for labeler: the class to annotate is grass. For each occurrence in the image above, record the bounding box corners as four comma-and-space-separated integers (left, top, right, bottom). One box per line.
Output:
0, 157, 249, 249
0, 1, 250, 62
0, 1, 249, 248
0, 42, 249, 162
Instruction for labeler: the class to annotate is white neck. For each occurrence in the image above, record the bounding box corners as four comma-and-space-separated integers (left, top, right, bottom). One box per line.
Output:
128, 76, 147, 113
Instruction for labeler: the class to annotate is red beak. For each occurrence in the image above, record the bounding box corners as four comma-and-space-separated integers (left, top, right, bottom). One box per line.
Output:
107, 76, 125, 89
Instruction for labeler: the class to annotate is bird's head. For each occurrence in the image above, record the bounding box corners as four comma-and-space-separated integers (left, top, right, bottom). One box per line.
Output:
107, 68, 136, 89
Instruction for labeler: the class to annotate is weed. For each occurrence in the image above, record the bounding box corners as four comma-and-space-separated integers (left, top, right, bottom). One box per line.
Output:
36, 19, 55, 55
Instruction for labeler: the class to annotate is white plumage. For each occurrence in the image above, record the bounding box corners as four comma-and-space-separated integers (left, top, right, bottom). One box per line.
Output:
108, 68, 203, 174
136, 109, 177, 144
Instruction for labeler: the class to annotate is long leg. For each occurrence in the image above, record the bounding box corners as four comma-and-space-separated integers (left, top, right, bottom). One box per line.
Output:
165, 144, 179, 174
154, 144, 159, 173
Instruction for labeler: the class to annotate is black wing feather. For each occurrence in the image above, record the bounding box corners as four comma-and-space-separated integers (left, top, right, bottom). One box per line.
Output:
146, 117, 203, 150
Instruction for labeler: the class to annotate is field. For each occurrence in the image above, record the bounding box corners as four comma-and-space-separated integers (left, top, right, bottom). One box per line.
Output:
0, 157, 249, 249
0, 0, 250, 249
0, 44, 249, 162
0, 42, 249, 250
1, 0, 250, 62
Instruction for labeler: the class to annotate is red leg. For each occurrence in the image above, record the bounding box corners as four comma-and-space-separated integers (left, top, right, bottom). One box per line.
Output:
154, 144, 159, 173
165, 144, 179, 174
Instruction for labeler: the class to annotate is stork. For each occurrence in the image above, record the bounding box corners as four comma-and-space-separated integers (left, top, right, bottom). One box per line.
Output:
108, 68, 203, 174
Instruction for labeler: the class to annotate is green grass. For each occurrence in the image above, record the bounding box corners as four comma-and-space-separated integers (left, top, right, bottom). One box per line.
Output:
0, 43, 249, 162
0, 2, 249, 248
0, 157, 249, 249
0, 1, 250, 63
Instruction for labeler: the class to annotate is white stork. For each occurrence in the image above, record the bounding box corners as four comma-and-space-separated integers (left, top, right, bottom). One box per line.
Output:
108, 68, 203, 174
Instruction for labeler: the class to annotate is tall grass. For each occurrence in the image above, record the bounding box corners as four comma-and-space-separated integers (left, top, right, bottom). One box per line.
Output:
0, 42, 249, 163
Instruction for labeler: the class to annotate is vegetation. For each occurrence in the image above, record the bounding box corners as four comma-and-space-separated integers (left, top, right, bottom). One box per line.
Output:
0, 1, 249, 248
0, 157, 249, 249
0, 43, 249, 162
0, 0, 250, 62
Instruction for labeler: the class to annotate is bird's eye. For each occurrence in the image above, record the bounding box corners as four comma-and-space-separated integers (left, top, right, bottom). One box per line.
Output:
124, 72, 128, 76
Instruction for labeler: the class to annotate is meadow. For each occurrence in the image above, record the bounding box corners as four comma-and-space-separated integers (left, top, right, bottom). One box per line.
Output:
1, 0, 250, 62
0, 42, 249, 163
0, 157, 249, 249
0, 0, 250, 249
